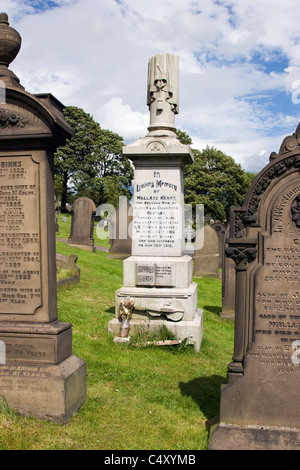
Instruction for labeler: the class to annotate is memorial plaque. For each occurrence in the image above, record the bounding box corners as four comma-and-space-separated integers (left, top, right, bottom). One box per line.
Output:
136, 264, 155, 286
0, 155, 41, 314
136, 262, 175, 287
132, 168, 184, 257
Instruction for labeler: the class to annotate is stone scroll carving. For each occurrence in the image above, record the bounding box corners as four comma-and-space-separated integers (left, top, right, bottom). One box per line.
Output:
147, 53, 179, 131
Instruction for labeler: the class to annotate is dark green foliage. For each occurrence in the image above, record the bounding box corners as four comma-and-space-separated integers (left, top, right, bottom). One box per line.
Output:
184, 146, 256, 221
54, 106, 133, 209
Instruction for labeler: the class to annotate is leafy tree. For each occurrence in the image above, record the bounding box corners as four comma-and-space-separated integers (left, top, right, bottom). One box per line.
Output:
54, 106, 102, 210
183, 145, 256, 222
54, 106, 133, 210
72, 128, 133, 207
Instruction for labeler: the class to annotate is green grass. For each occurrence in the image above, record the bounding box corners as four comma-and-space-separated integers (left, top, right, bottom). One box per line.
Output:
0, 241, 234, 450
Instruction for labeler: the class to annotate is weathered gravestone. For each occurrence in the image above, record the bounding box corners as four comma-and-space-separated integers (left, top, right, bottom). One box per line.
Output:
221, 226, 235, 319
0, 14, 86, 423
211, 222, 227, 267
108, 53, 203, 350
68, 197, 96, 252
194, 225, 219, 277
108, 196, 133, 259
209, 123, 300, 449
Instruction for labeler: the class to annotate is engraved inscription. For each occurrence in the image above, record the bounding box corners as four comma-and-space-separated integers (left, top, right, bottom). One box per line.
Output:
252, 186, 300, 373
0, 156, 41, 314
136, 262, 175, 286
132, 169, 183, 256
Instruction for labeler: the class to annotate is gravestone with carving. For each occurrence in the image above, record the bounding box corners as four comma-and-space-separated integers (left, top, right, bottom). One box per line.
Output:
0, 14, 86, 423
108, 53, 203, 350
68, 197, 96, 252
209, 123, 300, 449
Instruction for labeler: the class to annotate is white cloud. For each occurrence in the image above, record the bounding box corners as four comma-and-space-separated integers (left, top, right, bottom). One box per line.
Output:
2, 0, 300, 173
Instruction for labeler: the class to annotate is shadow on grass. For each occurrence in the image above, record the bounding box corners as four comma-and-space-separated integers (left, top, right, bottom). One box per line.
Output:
202, 305, 222, 316
179, 374, 225, 430
105, 306, 115, 314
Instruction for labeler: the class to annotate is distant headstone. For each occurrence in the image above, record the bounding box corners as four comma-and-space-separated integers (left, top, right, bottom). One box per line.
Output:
68, 197, 96, 252
193, 225, 219, 277
211, 222, 227, 267
209, 122, 300, 449
0, 14, 86, 423
108, 197, 132, 259
221, 226, 235, 319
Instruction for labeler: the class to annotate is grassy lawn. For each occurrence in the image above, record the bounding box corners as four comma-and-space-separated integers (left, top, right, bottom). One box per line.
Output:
0, 217, 234, 450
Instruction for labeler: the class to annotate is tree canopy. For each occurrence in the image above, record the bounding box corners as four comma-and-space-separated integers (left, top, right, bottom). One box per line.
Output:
54, 106, 133, 210
176, 130, 256, 222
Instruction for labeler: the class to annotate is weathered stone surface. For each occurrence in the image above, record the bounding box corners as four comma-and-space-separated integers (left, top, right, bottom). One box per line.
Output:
0, 14, 86, 422
68, 197, 96, 252
108, 197, 132, 260
194, 225, 219, 277
221, 226, 235, 319
209, 122, 300, 449
110, 53, 203, 350
211, 222, 227, 267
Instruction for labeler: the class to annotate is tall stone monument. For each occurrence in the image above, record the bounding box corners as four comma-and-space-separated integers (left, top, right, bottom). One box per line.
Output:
0, 14, 86, 423
209, 123, 300, 449
108, 53, 203, 350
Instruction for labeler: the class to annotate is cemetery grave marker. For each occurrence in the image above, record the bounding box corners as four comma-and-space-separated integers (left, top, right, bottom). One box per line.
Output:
108, 53, 203, 350
209, 122, 300, 449
0, 13, 86, 423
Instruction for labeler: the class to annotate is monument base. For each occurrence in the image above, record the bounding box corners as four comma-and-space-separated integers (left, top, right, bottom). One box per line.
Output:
108, 308, 203, 351
208, 422, 300, 450
219, 310, 234, 320
0, 354, 86, 423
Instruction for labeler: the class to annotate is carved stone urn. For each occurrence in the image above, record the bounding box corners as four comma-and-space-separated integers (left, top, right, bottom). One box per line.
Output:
0, 12, 21, 66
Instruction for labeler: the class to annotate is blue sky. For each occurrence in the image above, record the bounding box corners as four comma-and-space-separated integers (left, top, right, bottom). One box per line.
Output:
3, 0, 300, 173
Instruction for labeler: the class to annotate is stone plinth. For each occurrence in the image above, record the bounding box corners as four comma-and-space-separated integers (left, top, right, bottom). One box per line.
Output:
109, 131, 203, 350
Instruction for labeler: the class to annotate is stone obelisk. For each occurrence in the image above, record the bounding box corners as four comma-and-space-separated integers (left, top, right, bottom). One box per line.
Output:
109, 53, 203, 350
